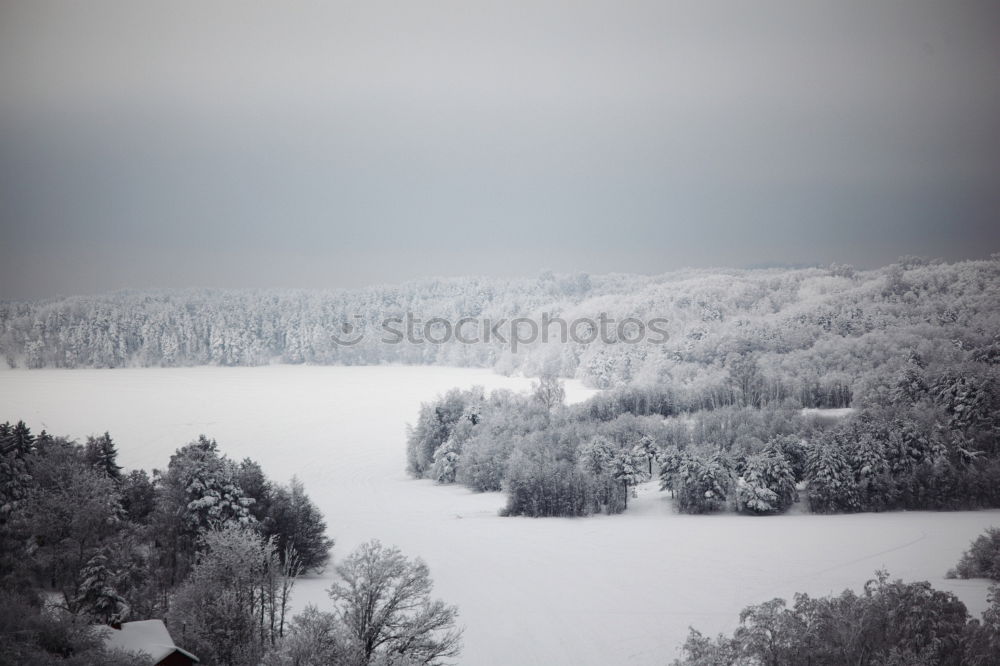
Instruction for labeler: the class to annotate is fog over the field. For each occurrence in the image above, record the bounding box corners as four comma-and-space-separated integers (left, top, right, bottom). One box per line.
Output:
1, 1, 999, 299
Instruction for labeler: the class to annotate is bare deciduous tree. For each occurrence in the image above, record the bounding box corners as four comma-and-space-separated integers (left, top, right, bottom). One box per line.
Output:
328, 540, 462, 666
531, 373, 566, 411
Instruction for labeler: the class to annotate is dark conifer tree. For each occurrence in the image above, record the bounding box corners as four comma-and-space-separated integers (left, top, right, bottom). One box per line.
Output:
84, 432, 123, 481
265, 477, 333, 573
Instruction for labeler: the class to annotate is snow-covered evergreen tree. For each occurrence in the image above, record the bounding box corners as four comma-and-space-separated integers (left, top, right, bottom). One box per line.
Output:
83, 432, 123, 481
0, 421, 33, 525
611, 448, 648, 509
806, 438, 857, 513
431, 438, 460, 484
636, 434, 658, 476
658, 446, 687, 498
736, 448, 797, 514
73, 552, 130, 625
153, 436, 254, 583
675, 453, 733, 514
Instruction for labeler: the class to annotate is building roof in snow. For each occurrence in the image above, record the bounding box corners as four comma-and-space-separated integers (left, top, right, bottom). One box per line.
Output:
96, 619, 199, 664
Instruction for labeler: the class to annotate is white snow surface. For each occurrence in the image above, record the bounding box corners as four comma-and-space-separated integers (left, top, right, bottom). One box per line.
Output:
1, 365, 996, 666
800, 407, 856, 419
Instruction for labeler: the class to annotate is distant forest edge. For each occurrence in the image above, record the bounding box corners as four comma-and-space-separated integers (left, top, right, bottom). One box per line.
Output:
3, 257, 1000, 410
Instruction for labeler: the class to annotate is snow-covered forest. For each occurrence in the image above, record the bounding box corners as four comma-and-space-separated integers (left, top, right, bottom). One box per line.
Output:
4, 258, 998, 407
0, 421, 461, 665
2, 366, 997, 665
394, 258, 1000, 519
4, 256, 1000, 663
407, 352, 1000, 517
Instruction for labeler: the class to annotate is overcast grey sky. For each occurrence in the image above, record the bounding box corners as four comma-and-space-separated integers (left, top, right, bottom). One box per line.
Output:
1, 1, 998, 299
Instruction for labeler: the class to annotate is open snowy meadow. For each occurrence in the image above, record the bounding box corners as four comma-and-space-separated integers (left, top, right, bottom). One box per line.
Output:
1, 365, 997, 666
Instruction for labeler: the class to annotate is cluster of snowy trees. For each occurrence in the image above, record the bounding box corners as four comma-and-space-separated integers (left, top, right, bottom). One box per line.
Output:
803, 358, 1000, 513
1, 422, 332, 660
659, 439, 800, 515
672, 569, 1000, 666
658, 353, 1000, 516
409, 335, 1000, 518
1, 421, 461, 666
948, 528, 1000, 582
406, 378, 650, 517
676, 539, 1000, 664
405, 381, 799, 517
406, 378, 673, 517
164, 530, 462, 666
4, 258, 999, 406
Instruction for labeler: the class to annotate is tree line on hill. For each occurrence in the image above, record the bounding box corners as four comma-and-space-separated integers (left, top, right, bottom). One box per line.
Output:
3, 258, 998, 405
0, 421, 461, 666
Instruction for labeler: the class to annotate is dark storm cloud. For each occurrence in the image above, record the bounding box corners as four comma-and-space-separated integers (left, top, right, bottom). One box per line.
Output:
1, 0, 999, 298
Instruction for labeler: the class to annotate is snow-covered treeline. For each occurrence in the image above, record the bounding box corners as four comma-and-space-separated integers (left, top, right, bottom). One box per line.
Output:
409, 347, 1000, 518
3, 258, 999, 406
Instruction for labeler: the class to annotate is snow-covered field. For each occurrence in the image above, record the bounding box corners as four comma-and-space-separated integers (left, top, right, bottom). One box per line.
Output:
1, 366, 997, 665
